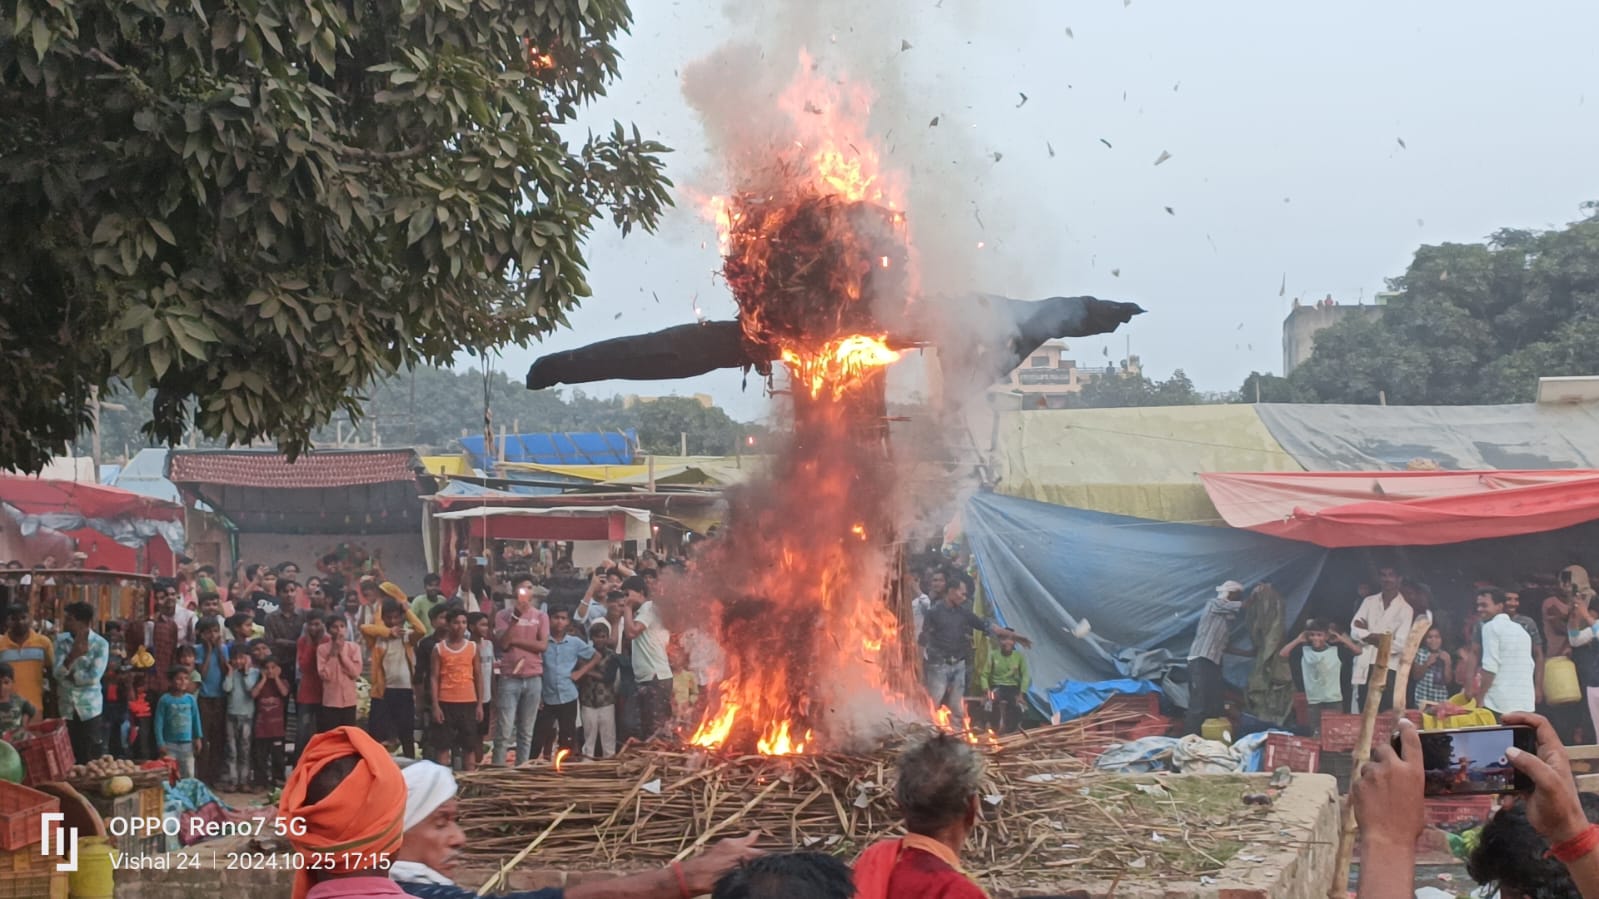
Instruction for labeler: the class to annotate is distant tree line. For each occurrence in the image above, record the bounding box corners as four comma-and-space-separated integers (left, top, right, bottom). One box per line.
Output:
1241, 203, 1599, 406
80, 366, 767, 461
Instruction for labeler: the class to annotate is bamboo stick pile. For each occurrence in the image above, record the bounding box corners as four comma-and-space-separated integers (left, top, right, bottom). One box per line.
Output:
456, 707, 1293, 891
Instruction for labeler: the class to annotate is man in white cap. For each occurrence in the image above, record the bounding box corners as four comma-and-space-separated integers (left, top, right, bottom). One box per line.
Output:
393, 761, 763, 898
1184, 580, 1254, 735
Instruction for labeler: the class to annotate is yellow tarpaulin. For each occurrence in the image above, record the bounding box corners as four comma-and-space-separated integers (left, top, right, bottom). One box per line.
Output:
993, 405, 1304, 522
497, 456, 765, 487
419, 454, 472, 476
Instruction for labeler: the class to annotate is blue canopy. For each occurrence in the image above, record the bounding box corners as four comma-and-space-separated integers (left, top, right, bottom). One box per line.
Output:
963, 492, 1329, 714
459, 430, 636, 466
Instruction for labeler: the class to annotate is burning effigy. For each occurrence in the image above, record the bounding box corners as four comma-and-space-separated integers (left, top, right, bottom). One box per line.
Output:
526, 49, 1141, 757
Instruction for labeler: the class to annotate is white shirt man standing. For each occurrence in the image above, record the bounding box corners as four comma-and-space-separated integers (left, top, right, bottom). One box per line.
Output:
1477, 588, 1536, 716
1349, 566, 1413, 712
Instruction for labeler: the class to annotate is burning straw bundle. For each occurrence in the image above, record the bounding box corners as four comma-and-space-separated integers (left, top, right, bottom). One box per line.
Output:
721, 191, 910, 348
456, 707, 1290, 893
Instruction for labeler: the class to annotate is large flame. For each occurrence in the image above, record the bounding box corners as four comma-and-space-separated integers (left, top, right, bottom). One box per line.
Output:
682, 50, 928, 756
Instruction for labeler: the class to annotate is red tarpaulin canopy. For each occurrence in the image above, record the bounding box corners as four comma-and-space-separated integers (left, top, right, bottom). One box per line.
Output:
0, 475, 183, 521
1200, 470, 1599, 548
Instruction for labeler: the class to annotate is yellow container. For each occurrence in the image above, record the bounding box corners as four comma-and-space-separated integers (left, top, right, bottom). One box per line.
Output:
1546, 656, 1583, 705
1201, 717, 1232, 743
67, 836, 113, 899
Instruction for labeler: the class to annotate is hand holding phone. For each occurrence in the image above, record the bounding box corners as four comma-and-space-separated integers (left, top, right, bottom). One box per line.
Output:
1501, 711, 1591, 844
1396, 724, 1536, 796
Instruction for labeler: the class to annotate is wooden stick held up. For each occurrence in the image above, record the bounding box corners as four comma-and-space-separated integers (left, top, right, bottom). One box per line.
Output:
1329, 632, 1392, 899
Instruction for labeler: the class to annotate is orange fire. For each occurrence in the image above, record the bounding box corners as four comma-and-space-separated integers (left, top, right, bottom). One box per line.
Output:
780, 335, 902, 401
681, 50, 928, 756
553, 748, 570, 772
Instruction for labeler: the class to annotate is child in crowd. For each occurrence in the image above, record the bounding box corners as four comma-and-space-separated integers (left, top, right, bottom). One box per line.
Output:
431, 608, 482, 771
251, 658, 289, 789
978, 634, 1031, 734
155, 666, 202, 779
362, 599, 421, 758
415, 605, 452, 761
175, 644, 199, 693
102, 620, 130, 757
1411, 626, 1453, 710
194, 617, 230, 784
1279, 619, 1348, 734
469, 612, 495, 754
315, 616, 362, 733
293, 613, 328, 763
225, 613, 256, 656
0, 661, 40, 743
221, 648, 259, 790
533, 608, 597, 760
127, 671, 153, 760
578, 620, 621, 759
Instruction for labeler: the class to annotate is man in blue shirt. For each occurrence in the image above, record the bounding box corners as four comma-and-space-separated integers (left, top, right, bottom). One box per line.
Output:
531, 608, 596, 762
1184, 580, 1256, 735
53, 601, 109, 764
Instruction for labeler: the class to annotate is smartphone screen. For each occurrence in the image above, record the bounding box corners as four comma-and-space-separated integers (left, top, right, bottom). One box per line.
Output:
1395, 725, 1536, 796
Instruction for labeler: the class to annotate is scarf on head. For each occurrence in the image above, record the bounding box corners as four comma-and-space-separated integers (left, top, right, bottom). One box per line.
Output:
279, 726, 406, 899
380, 582, 410, 606
401, 761, 457, 832
852, 833, 987, 899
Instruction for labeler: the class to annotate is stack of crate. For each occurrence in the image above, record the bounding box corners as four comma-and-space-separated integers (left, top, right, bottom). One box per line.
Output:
0, 781, 68, 899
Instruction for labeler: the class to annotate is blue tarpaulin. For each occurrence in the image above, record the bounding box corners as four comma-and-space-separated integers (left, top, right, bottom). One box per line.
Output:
460, 430, 637, 466
1044, 678, 1161, 723
963, 492, 1329, 716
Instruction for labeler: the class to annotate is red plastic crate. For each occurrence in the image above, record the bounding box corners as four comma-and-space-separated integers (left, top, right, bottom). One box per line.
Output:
1263, 732, 1321, 773
0, 781, 59, 852
1100, 693, 1160, 718
1319, 710, 1424, 752
16, 720, 74, 786
1124, 714, 1171, 740
1424, 796, 1497, 827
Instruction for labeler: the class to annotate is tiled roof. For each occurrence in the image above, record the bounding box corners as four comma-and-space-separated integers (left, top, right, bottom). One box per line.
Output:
166, 449, 422, 489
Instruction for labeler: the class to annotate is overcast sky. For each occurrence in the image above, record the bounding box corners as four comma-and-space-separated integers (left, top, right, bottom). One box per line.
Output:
476, 0, 1599, 422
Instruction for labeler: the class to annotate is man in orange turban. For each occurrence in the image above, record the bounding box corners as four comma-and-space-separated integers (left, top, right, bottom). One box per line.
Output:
852, 733, 990, 899
280, 726, 408, 899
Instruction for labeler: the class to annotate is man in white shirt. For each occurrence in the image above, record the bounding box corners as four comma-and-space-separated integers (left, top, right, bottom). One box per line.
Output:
911, 569, 947, 649
621, 576, 672, 740
1476, 588, 1535, 716
1349, 566, 1414, 712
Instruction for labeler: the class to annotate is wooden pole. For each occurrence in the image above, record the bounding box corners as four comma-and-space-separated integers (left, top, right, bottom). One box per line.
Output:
1330, 632, 1392, 898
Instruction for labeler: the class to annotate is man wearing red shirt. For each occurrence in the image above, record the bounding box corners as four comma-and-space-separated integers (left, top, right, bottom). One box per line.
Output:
294, 613, 329, 763
853, 733, 989, 899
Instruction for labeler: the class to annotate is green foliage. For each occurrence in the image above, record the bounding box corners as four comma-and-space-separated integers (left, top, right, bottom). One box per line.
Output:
1290, 209, 1599, 404
81, 366, 765, 458
1237, 371, 1298, 403
1, 0, 672, 473
1068, 368, 1203, 408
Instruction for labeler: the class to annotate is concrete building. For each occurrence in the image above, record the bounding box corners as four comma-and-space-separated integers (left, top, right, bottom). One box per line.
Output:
1282, 295, 1388, 374
993, 341, 1143, 409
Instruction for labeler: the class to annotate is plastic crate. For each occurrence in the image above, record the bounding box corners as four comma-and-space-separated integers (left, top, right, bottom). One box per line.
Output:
0, 781, 59, 852
1425, 796, 1497, 827
1264, 732, 1322, 773
16, 720, 74, 786
137, 785, 164, 822
1319, 710, 1424, 752
1124, 714, 1171, 740
88, 791, 140, 833
0, 843, 69, 899
1100, 693, 1160, 718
